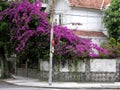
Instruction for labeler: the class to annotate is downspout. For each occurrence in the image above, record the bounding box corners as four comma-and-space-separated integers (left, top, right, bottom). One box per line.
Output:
100, 0, 105, 10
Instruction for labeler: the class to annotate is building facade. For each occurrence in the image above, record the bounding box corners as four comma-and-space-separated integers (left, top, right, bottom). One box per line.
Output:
53, 0, 111, 45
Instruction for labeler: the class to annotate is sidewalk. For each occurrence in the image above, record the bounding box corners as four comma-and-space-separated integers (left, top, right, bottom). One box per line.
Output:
3, 75, 120, 89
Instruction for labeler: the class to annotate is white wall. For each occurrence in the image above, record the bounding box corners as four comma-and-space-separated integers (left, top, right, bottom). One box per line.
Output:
54, 0, 105, 32
90, 59, 116, 72
55, 0, 70, 13
78, 36, 107, 47
40, 61, 49, 71
40, 60, 85, 72
91, 37, 107, 46
54, 0, 108, 46
40, 59, 116, 73
54, 0, 70, 25
60, 61, 85, 72
66, 8, 103, 31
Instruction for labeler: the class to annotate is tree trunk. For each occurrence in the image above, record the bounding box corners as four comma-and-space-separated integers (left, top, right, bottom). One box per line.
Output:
0, 47, 10, 79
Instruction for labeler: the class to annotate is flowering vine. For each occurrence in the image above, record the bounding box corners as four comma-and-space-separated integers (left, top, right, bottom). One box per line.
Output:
0, 0, 108, 60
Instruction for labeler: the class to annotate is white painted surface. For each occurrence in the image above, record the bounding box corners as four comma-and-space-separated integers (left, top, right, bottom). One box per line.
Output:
40, 60, 85, 72
60, 63, 69, 72
55, 0, 70, 13
73, 61, 85, 72
60, 61, 85, 72
91, 37, 107, 46
79, 36, 107, 46
67, 8, 103, 31
53, 0, 109, 46
40, 59, 116, 73
54, 0, 104, 32
40, 61, 49, 71
90, 59, 116, 72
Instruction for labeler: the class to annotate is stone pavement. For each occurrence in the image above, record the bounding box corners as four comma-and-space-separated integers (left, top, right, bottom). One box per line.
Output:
2, 75, 120, 89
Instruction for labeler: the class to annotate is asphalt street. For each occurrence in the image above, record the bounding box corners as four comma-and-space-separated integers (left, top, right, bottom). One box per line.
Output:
0, 81, 120, 90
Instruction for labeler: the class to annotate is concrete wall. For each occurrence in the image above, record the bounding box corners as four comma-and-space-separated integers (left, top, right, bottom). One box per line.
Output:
16, 59, 120, 82
40, 60, 85, 72
90, 59, 116, 72
40, 59, 116, 73
39, 59, 118, 82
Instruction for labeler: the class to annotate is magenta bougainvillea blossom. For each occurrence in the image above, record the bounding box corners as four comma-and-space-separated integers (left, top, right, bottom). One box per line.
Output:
54, 26, 108, 59
0, 0, 108, 59
0, 0, 50, 52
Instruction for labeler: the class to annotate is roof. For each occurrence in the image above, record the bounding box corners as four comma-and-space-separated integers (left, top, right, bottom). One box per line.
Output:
72, 30, 107, 37
69, 0, 111, 10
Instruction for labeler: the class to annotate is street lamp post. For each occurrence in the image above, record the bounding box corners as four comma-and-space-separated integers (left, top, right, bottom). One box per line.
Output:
49, 0, 55, 85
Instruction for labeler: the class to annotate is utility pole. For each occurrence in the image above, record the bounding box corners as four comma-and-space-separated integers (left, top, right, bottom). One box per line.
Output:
49, 0, 55, 85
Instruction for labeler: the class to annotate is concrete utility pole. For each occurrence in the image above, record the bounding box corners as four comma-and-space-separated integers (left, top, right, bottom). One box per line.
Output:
49, 0, 55, 85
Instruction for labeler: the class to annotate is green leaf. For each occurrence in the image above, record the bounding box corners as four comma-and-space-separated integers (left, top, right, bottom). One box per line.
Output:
0, 6, 2, 11
0, 42, 5, 47
103, 0, 120, 41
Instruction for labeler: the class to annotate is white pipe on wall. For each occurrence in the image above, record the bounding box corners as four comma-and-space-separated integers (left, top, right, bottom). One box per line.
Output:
100, 0, 105, 10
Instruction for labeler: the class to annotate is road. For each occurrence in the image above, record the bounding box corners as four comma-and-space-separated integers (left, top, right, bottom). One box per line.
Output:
0, 81, 120, 90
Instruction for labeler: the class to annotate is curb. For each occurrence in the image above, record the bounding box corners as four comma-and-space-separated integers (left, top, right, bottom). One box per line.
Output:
2, 80, 120, 89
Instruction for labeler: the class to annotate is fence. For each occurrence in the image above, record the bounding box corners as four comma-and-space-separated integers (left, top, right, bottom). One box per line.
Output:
16, 59, 120, 82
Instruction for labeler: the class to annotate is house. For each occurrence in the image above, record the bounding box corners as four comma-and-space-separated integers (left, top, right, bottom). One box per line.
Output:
52, 0, 111, 45
7, 0, 111, 46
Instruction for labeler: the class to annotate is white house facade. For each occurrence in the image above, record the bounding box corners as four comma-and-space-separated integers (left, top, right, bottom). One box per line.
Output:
54, 0, 103, 31
53, 0, 111, 45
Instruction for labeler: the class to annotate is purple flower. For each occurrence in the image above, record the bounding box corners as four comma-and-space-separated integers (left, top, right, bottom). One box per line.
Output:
0, 0, 107, 59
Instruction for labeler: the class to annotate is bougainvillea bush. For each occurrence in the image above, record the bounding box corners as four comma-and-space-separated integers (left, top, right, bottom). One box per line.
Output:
54, 26, 108, 60
0, 0, 51, 59
0, 0, 108, 61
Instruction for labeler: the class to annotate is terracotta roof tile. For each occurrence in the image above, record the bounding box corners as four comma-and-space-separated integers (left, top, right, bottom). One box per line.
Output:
69, 0, 111, 9
72, 30, 107, 37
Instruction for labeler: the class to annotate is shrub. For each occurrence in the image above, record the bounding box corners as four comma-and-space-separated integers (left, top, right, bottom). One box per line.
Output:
100, 37, 120, 58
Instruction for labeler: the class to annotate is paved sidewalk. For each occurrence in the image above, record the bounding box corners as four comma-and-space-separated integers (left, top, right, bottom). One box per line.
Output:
3, 75, 120, 89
